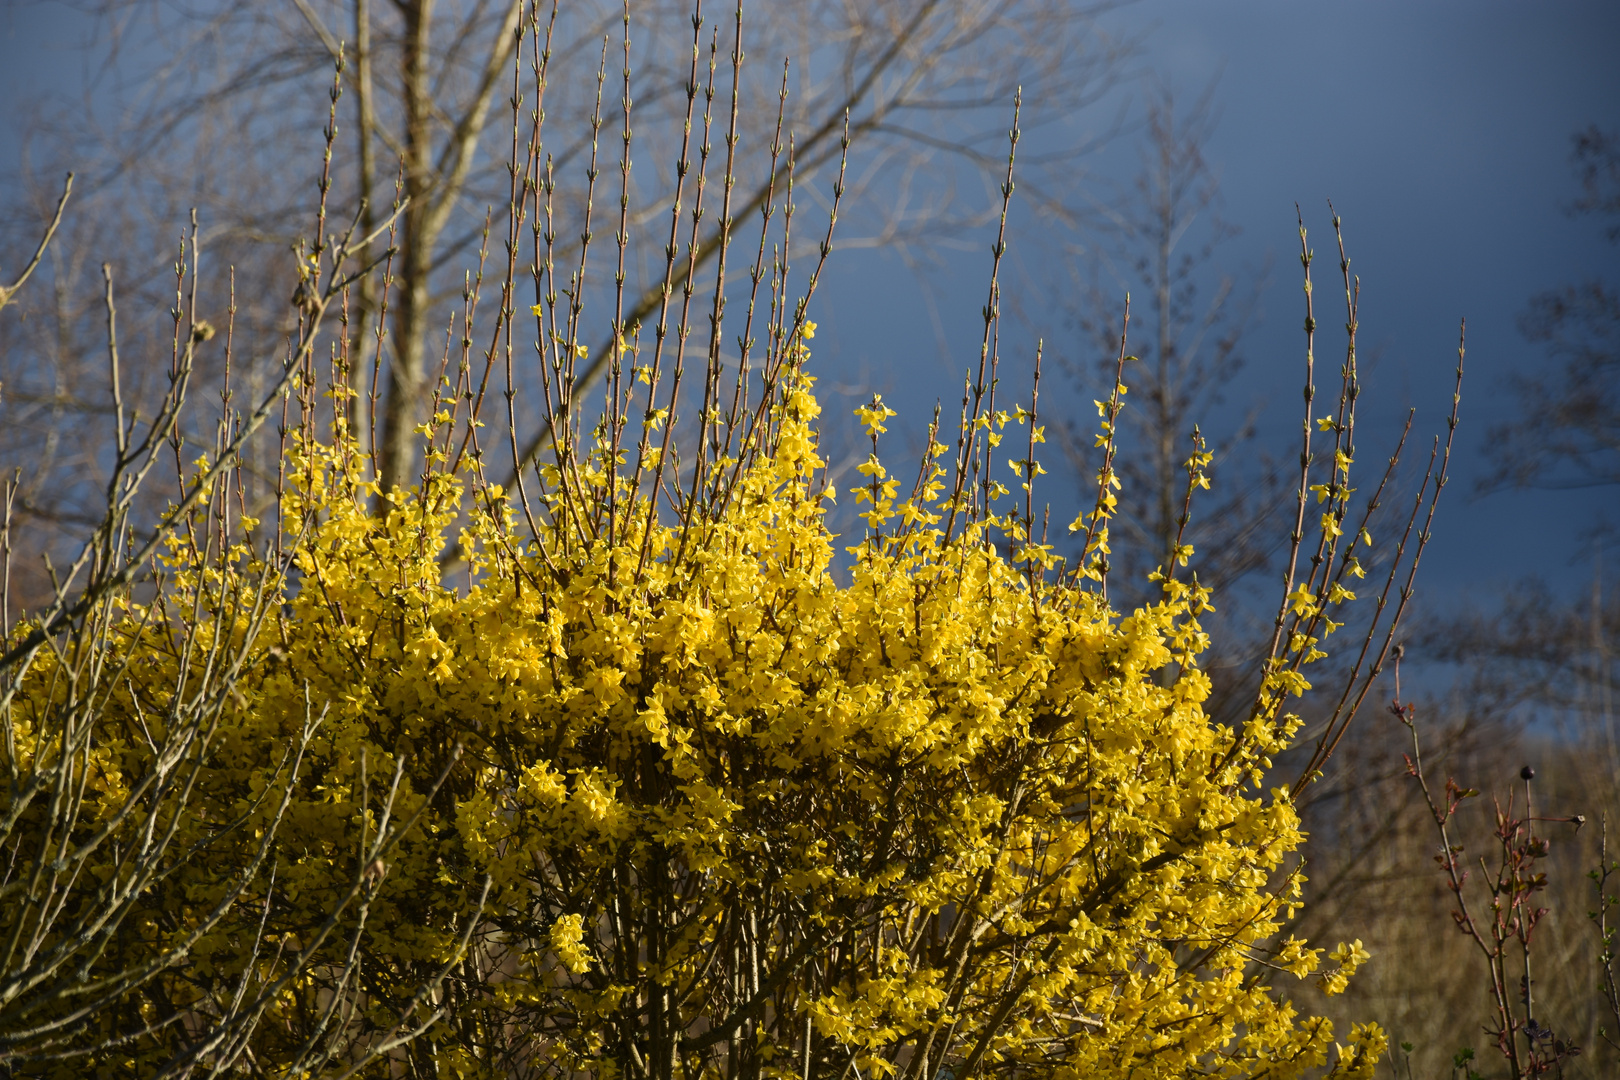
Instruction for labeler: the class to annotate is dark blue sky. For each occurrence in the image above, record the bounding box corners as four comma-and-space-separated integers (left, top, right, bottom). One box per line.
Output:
811, 0, 1620, 618
3, 0, 1617, 618
1127, 0, 1619, 602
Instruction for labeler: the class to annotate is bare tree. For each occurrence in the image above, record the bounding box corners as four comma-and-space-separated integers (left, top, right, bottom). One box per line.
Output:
1451, 124, 1619, 758
2, 0, 1133, 520
1059, 86, 1277, 603
1482, 126, 1620, 500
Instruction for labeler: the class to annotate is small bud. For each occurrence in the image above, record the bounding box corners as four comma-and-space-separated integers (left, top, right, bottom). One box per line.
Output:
1520, 765, 1535, 781
190, 319, 216, 344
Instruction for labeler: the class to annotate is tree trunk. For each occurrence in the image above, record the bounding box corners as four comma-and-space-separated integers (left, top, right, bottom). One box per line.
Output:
382, 0, 436, 491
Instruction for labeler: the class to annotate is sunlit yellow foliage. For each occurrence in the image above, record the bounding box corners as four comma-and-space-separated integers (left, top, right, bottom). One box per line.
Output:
0, 338, 1394, 1077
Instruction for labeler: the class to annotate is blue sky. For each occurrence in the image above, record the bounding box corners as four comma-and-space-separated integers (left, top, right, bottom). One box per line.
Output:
1116, 1, 1620, 608
3, 0, 1617, 618
811, 0, 1620, 617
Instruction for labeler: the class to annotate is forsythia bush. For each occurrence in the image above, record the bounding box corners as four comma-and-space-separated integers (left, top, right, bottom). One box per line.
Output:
5, 355, 1385, 1076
